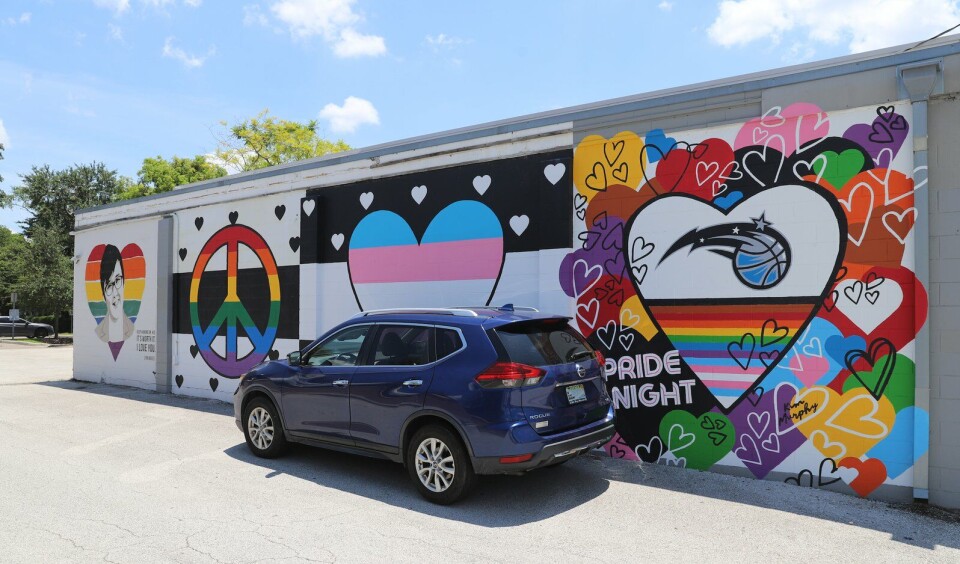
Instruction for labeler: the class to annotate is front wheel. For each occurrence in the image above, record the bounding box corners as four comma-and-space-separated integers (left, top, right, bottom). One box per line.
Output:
243, 397, 288, 458
406, 425, 476, 504
34, 328, 48, 339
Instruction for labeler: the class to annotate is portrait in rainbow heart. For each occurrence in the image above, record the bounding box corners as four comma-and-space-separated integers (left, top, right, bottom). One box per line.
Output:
560, 102, 929, 497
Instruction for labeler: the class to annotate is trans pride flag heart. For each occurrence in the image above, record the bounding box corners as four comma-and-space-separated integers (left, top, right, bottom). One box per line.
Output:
348, 200, 504, 310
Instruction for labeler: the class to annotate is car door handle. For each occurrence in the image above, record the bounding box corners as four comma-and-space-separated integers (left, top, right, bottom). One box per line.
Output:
332, 379, 349, 388
402, 379, 423, 387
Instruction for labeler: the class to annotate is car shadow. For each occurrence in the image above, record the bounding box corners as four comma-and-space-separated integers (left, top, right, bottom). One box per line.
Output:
223, 442, 612, 527
39, 379, 610, 526
604, 460, 960, 551
37, 378, 960, 542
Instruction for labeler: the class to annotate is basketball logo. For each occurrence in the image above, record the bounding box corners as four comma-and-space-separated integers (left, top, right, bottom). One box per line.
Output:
660, 213, 791, 290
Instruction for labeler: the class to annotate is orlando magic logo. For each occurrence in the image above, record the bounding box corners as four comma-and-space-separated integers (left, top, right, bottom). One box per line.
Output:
659, 213, 791, 289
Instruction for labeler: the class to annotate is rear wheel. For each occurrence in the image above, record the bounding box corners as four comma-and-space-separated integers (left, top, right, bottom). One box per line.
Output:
243, 397, 287, 458
406, 425, 475, 504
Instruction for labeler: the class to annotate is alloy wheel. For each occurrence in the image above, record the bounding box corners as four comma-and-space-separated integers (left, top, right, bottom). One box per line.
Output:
247, 406, 274, 450
415, 437, 455, 493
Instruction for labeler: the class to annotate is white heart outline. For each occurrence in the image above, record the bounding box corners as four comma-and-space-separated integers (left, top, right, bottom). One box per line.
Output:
576, 298, 600, 330
838, 181, 875, 247
824, 393, 889, 440
666, 423, 696, 454
811, 430, 848, 460
881, 207, 918, 245
571, 259, 603, 298
734, 433, 763, 465
793, 111, 830, 155
791, 153, 828, 184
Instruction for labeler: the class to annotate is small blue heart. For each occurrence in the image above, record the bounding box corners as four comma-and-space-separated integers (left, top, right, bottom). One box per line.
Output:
825, 333, 866, 366
643, 129, 676, 164
714, 191, 744, 210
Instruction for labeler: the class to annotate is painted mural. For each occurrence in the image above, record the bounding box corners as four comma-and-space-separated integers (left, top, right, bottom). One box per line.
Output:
300, 150, 573, 338
561, 102, 928, 498
85, 243, 145, 360
172, 195, 302, 400
73, 218, 159, 390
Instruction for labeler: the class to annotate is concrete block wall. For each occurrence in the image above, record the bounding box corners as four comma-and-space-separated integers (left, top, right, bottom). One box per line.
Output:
928, 93, 960, 508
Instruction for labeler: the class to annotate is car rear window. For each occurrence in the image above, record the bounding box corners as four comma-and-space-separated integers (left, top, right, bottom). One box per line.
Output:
493, 320, 593, 366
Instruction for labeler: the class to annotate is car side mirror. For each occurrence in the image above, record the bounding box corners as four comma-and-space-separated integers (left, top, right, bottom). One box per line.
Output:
287, 351, 302, 365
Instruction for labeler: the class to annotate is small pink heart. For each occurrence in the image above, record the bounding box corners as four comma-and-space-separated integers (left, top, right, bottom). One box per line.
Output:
790, 353, 831, 388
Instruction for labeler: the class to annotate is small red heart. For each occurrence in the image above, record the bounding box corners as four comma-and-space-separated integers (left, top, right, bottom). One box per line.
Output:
838, 457, 887, 497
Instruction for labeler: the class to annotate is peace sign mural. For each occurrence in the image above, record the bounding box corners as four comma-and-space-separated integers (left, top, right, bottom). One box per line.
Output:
189, 224, 281, 377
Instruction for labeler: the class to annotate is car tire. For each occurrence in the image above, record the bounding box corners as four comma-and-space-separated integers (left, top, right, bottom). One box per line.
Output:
242, 397, 288, 459
406, 424, 476, 505
34, 328, 48, 339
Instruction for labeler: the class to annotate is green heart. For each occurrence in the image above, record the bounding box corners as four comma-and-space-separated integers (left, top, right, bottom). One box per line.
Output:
658, 410, 735, 470
811, 150, 865, 190
842, 353, 915, 412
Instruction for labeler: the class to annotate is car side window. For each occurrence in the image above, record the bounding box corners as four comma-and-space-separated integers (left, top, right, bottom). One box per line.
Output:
303, 325, 371, 367
0, 317, 8, 324
436, 328, 463, 361
366, 325, 432, 366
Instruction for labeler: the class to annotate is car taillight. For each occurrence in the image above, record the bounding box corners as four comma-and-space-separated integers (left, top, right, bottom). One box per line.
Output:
594, 349, 605, 368
475, 362, 545, 388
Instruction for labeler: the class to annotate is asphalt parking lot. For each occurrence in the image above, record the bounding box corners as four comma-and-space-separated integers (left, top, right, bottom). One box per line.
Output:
1, 342, 959, 563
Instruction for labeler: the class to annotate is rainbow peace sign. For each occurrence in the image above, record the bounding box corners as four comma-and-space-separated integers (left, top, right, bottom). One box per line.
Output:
190, 225, 280, 377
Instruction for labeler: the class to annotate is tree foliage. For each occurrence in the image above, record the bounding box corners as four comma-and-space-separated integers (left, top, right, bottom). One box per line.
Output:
113, 154, 227, 201
17, 229, 72, 336
3, 163, 123, 250
215, 109, 351, 171
0, 226, 27, 312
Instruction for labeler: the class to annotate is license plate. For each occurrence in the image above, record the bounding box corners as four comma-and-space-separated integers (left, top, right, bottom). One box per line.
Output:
565, 384, 587, 404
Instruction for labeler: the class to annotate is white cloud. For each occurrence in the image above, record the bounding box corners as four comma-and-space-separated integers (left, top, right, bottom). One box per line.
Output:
318, 96, 379, 133
243, 4, 269, 26
0, 119, 9, 147
268, 0, 386, 57
93, 0, 200, 14
333, 28, 385, 57
707, 0, 960, 53
3, 12, 32, 25
426, 33, 464, 48
108, 23, 124, 42
93, 0, 131, 14
658, 1, 673, 11
162, 37, 215, 68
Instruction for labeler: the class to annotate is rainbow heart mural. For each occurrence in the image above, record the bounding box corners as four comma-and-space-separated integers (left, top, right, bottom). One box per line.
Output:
625, 185, 845, 409
85, 243, 145, 360
348, 200, 504, 310
564, 102, 928, 499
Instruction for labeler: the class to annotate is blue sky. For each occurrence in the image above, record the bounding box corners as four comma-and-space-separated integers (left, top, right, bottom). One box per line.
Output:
1, 0, 958, 230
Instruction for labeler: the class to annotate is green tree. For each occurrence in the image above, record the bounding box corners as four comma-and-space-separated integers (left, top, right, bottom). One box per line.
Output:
0, 226, 27, 312
113, 154, 227, 201
215, 109, 351, 171
1, 162, 123, 252
17, 229, 72, 337
0, 141, 5, 184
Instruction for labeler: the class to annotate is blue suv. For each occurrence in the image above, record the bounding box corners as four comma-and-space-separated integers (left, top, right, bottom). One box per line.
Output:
234, 305, 615, 504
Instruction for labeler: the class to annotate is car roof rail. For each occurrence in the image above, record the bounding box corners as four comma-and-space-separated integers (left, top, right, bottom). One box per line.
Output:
454, 303, 540, 312
353, 307, 480, 318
